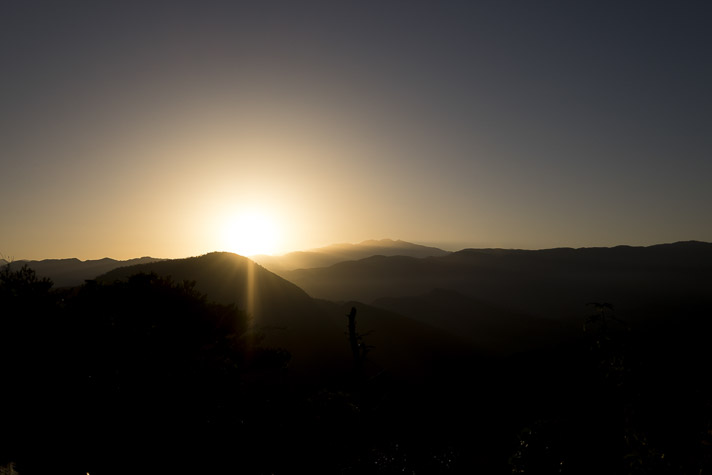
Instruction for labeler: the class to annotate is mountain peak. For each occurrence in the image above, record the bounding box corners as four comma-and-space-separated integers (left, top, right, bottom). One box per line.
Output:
358, 238, 400, 246
252, 239, 450, 274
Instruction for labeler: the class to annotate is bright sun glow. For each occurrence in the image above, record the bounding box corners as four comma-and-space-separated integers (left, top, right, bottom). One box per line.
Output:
222, 210, 280, 256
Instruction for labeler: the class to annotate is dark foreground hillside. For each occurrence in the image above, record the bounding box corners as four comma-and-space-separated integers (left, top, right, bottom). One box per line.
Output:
2, 258, 712, 474
96, 252, 470, 379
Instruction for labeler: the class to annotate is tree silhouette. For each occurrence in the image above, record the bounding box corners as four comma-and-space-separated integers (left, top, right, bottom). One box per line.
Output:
0, 268, 292, 474
345, 306, 373, 375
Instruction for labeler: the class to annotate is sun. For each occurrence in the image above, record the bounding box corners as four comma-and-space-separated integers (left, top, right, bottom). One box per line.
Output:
222, 210, 280, 256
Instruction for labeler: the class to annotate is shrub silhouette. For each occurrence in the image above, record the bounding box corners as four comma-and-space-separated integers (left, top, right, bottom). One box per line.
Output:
0, 267, 289, 474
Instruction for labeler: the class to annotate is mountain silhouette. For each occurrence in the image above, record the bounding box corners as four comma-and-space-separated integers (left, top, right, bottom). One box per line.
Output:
283, 241, 712, 330
4, 243, 712, 472
5, 256, 163, 287
97, 253, 342, 370
96, 252, 467, 379
252, 238, 450, 274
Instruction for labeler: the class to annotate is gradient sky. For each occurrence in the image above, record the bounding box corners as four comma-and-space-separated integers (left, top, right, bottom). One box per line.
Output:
2, 1, 711, 260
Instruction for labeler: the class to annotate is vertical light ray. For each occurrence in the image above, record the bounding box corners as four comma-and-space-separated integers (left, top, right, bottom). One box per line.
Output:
245, 258, 256, 327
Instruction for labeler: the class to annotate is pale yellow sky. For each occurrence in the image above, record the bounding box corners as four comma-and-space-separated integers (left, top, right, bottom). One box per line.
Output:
3, 2, 711, 261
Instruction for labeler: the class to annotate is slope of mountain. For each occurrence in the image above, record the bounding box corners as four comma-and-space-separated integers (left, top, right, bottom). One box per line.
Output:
97, 252, 329, 349
96, 252, 471, 377
373, 288, 570, 353
315, 299, 477, 382
5, 256, 163, 287
252, 238, 450, 274
284, 241, 712, 325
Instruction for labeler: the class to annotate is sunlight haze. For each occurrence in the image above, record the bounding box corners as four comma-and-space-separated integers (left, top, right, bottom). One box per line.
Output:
2, 2, 711, 260
3, 4, 712, 471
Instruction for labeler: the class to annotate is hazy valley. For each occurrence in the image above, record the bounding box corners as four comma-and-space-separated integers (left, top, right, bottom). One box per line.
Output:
3, 239, 712, 474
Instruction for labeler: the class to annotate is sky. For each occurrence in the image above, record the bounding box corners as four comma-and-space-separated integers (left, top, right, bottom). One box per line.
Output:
2, 1, 711, 260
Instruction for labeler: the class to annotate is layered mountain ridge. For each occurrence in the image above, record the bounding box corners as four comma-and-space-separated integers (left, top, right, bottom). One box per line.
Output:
8, 240, 711, 360
251, 238, 450, 273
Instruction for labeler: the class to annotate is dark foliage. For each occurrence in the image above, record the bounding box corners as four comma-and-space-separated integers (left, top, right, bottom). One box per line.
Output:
0, 266, 288, 474
507, 305, 712, 474
2, 263, 711, 474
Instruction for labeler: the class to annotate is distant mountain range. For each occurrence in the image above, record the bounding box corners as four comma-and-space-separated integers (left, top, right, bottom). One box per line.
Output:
3, 239, 449, 287
3, 256, 164, 287
283, 241, 712, 329
251, 238, 450, 274
6, 240, 711, 358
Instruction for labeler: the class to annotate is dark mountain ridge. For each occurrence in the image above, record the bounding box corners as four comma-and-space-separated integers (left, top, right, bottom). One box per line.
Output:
97, 253, 327, 352
5, 256, 164, 287
252, 238, 450, 274
284, 241, 712, 328
96, 252, 470, 376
